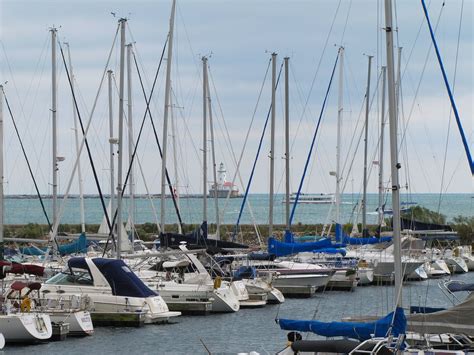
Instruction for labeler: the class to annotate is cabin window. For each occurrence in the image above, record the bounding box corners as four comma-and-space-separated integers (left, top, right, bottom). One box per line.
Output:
45, 268, 93, 286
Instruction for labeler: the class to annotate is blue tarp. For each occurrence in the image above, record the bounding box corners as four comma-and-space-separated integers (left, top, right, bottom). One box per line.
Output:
268, 237, 334, 257
68, 257, 157, 298
446, 282, 474, 293
247, 252, 276, 261
279, 307, 406, 341
21, 233, 89, 256
335, 224, 392, 245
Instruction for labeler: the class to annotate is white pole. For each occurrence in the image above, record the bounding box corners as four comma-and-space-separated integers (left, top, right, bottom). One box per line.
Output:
362, 55, 373, 237
107, 70, 115, 239
269, 52, 277, 237
0, 86, 4, 258
384, 0, 403, 306
202, 56, 208, 224
284, 57, 290, 230
126, 43, 135, 247
335, 47, 344, 226
160, 0, 176, 233
207, 62, 220, 240
116, 18, 127, 259
170, 96, 181, 234
65, 43, 86, 234
51, 28, 58, 228
378, 66, 387, 227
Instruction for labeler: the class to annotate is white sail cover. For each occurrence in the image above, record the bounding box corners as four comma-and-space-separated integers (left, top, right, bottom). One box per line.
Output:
407, 293, 474, 336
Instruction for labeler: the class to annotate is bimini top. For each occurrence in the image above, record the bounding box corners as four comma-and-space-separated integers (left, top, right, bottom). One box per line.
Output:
68, 257, 157, 298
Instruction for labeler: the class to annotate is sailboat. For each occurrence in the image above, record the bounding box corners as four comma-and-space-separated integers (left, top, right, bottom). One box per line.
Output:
0, 85, 53, 344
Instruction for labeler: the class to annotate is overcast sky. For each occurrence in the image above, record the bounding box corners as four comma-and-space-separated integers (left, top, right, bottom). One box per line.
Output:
0, 0, 472, 198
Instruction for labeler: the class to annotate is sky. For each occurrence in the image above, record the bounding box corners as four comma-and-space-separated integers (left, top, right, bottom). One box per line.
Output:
0, 0, 472, 198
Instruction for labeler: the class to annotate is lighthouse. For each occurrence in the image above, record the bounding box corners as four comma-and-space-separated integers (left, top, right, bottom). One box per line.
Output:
209, 162, 241, 198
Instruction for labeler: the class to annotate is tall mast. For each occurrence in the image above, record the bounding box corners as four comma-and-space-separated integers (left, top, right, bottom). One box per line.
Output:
51, 27, 58, 228
207, 65, 220, 240
107, 69, 115, 240
284, 57, 290, 231
384, 0, 403, 305
116, 18, 127, 259
126, 43, 135, 247
335, 47, 344, 226
202, 56, 208, 224
170, 96, 182, 234
0, 86, 4, 259
378, 66, 387, 228
160, 0, 176, 233
268, 52, 277, 237
65, 43, 86, 234
362, 55, 373, 237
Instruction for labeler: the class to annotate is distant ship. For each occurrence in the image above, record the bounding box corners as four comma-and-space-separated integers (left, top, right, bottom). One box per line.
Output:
283, 192, 334, 204
208, 162, 241, 198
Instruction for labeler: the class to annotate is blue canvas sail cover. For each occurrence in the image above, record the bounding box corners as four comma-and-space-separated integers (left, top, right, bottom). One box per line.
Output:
446, 281, 474, 293
335, 223, 392, 245
268, 237, 335, 257
68, 257, 157, 298
21, 233, 89, 256
279, 307, 406, 341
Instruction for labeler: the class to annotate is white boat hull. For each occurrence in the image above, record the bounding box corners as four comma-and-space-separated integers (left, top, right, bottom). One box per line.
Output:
49, 310, 94, 336
0, 313, 52, 343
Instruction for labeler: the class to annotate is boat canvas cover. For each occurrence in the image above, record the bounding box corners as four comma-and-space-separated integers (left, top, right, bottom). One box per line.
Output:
0, 261, 45, 277
446, 281, 474, 293
267, 237, 334, 257
335, 223, 392, 245
160, 221, 248, 249
278, 307, 406, 341
21, 233, 88, 256
92, 258, 157, 298
407, 293, 474, 336
68, 257, 157, 298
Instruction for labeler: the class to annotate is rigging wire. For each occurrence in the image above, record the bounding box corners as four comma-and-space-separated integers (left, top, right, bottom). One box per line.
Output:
437, 0, 464, 213
232, 59, 283, 242
289, 52, 339, 227
132, 46, 185, 230
421, 0, 473, 174
2, 88, 53, 232
102, 33, 170, 256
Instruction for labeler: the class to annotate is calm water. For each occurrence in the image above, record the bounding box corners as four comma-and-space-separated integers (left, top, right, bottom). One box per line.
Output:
6, 272, 474, 354
4, 193, 473, 226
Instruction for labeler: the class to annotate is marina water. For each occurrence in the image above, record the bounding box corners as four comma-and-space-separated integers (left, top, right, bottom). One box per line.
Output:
4, 193, 472, 226
7, 272, 474, 354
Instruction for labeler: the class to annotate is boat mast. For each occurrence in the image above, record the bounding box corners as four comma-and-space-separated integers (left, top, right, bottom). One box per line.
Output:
384, 0, 403, 305
65, 43, 86, 234
202, 56, 208, 225
170, 95, 182, 234
378, 66, 387, 228
0, 86, 4, 259
284, 57, 290, 231
362, 55, 373, 237
126, 43, 135, 247
207, 63, 220, 240
160, 0, 176, 233
269, 52, 277, 237
107, 70, 115, 242
51, 27, 58, 228
116, 18, 127, 259
335, 47, 344, 226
